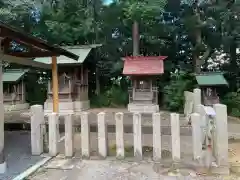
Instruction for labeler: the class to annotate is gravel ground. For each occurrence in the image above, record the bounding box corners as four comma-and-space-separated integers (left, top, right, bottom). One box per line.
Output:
0, 131, 43, 180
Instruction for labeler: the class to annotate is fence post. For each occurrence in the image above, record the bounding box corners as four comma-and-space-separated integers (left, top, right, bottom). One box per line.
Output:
191, 113, 202, 160
213, 104, 229, 175
31, 105, 44, 155
171, 113, 180, 161
65, 114, 73, 157
133, 113, 142, 160
153, 113, 161, 161
48, 113, 59, 156
97, 112, 107, 158
81, 112, 90, 159
115, 112, 124, 159
193, 88, 201, 113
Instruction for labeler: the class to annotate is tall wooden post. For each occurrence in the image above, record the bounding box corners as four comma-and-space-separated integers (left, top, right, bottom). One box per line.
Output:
52, 56, 59, 113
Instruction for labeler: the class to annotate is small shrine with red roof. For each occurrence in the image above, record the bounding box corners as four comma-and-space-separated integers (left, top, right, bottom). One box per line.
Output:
123, 55, 167, 113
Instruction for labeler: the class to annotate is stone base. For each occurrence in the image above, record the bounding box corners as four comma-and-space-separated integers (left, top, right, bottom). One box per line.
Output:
0, 161, 6, 174
127, 103, 159, 113
4, 103, 29, 112
44, 100, 90, 115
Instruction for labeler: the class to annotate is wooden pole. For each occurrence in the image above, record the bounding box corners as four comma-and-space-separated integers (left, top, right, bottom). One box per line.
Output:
52, 56, 59, 113
133, 21, 139, 56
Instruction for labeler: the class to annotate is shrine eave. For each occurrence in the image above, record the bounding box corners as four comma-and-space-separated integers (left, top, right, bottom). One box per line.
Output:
0, 21, 79, 61
122, 56, 167, 76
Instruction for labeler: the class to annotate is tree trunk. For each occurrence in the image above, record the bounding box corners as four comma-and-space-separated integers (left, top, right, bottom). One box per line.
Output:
133, 21, 139, 56
230, 39, 238, 90
95, 67, 100, 95
193, 28, 202, 74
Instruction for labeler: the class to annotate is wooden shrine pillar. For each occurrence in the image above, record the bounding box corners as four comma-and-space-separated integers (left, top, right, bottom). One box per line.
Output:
52, 56, 59, 113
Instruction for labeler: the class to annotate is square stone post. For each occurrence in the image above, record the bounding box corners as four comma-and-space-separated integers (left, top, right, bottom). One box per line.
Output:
97, 112, 107, 158
152, 113, 161, 161
64, 114, 74, 157
115, 112, 124, 159
81, 112, 90, 158
193, 88, 201, 113
170, 113, 180, 161
191, 113, 202, 160
133, 113, 142, 160
31, 105, 44, 155
48, 113, 59, 156
213, 104, 229, 174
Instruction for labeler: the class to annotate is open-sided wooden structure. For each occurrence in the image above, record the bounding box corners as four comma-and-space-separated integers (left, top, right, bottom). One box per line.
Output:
195, 72, 228, 106
0, 21, 78, 173
123, 56, 167, 113
3, 69, 29, 111
35, 45, 100, 114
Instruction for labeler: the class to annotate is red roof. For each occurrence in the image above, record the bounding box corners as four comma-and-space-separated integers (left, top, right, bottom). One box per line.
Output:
122, 56, 167, 75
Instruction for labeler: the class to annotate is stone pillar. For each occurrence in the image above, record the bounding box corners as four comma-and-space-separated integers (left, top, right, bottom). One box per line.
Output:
31, 105, 44, 155
152, 113, 161, 161
213, 104, 229, 174
191, 113, 202, 160
193, 88, 201, 113
65, 114, 73, 157
0, 57, 6, 173
196, 104, 207, 146
170, 113, 180, 161
115, 112, 124, 159
81, 112, 90, 158
97, 112, 107, 158
48, 113, 59, 156
133, 113, 142, 160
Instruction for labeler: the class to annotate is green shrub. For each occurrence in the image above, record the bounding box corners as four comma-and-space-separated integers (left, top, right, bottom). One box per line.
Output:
90, 84, 128, 108
221, 90, 240, 117
163, 71, 196, 112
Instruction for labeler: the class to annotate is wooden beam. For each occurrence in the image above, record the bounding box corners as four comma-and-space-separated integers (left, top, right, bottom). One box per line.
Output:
0, 54, 51, 69
5, 51, 57, 58
52, 56, 59, 113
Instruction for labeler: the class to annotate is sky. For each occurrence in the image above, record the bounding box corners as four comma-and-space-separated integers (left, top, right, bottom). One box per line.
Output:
104, 0, 113, 5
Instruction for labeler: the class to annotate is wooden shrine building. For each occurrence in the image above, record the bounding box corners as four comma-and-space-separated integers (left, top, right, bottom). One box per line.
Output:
123, 56, 167, 113
35, 45, 100, 114
3, 69, 29, 111
195, 72, 228, 106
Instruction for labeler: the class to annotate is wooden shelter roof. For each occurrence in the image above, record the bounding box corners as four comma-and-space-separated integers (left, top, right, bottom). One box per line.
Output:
122, 56, 167, 75
0, 21, 79, 68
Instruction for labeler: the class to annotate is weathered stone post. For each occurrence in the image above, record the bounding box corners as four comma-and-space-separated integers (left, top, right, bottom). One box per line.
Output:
193, 88, 201, 113
48, 113, 59, 156
152, 113, 161, 161
196, 104, 207, 145
81, 112, 90, 158
133, 113, 142, 160
170, 113, 180, 161
213, 104, 229, 175
191, 113, 202, 160
31, 105, 44, 155
64, 114, 73, 157
115, 112, 124, 159
97, 112, 107, 158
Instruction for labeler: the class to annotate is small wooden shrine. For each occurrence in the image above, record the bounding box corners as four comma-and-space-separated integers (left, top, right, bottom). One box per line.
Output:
123, 56, 167, 113
35, 45, 100, 114
3, 69, 29, 111
195, 72, 228, 106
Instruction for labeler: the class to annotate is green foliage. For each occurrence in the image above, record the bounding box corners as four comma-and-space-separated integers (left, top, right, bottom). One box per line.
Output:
163, 71, 196, 112
221, 90, 240, 117
90, 83, 128, 108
